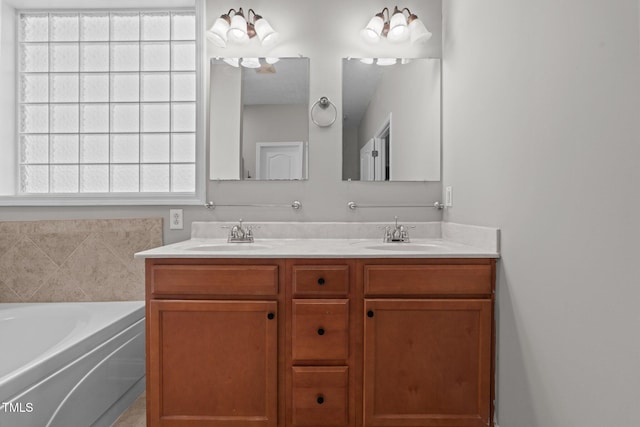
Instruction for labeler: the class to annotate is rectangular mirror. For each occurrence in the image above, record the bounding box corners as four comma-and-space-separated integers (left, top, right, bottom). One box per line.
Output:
209, 57, 310, 180
342, 58, 441, 182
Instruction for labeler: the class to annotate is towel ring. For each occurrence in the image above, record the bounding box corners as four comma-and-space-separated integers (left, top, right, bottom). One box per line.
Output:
310, 96, 337, 127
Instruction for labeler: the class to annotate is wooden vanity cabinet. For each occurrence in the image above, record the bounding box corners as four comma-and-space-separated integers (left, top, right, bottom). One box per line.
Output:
361, 259, 495, 427
145, 257, 495, 427
286, 260, 359, 427
145, 259, 285, 427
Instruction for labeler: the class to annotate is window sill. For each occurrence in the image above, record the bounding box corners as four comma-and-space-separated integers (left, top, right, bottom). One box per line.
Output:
0, 193, 204, 206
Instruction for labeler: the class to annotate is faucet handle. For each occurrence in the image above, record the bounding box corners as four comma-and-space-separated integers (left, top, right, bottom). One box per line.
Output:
378, 225, 392, 242
245, 224, 259, 232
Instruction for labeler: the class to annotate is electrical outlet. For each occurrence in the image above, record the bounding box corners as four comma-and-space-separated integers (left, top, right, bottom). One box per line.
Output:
445, 186, 453, 207
169, 209, 183, 230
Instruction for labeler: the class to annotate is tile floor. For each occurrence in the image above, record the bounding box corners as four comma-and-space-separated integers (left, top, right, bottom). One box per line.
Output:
113, 392, 146, 427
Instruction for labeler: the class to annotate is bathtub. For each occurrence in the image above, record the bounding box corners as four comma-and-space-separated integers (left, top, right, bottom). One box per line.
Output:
0, 301, 145, 427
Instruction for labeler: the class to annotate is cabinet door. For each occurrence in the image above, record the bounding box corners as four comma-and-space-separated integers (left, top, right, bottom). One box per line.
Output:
148, 300, 278, 427
363, 299, 492, 427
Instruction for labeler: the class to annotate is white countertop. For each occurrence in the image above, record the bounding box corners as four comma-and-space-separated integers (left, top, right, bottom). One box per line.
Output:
135, 237, 499, 259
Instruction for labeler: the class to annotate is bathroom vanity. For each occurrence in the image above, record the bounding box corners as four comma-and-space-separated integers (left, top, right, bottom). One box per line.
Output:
138, 225, 498, 427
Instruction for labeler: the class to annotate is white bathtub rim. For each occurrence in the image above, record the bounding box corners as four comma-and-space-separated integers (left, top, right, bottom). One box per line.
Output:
45, 325, 143, 426
0, 301, 144, 402
0, 317, 145, 427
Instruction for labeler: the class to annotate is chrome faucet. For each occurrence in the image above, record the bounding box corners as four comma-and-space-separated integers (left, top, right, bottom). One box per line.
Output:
382, 216, 412, 243
226, 219, 255, 243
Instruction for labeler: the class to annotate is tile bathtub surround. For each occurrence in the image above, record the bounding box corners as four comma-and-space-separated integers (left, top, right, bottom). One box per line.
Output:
0, 218, 162, 303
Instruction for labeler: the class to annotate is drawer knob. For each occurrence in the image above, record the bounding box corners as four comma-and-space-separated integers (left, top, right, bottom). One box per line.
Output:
367, 310, 374, 318
317, 328, 325, 336
317, 277, 325, 285
317, 395, 325, 405
267, 312, 275, 320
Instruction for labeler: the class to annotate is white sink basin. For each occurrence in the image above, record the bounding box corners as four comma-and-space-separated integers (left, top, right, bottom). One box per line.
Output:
184, 244, 270, 252
365, 243, 444, 251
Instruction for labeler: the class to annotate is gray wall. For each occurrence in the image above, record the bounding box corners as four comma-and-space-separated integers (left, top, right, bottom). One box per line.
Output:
443, 1, 640, 426
342, 126, 359, 180
210, 63, 242, 179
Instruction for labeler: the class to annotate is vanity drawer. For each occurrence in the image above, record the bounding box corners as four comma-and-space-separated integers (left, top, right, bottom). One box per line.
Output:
292, 265, 349, 296
151, 264, 278, 297
364, 264, 493, 296
292, 299, 349, 362
292, 366, 349, 427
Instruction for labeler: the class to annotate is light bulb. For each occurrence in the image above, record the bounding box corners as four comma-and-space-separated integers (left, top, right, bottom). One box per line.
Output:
207, 15, 230, 47
360, 14, 385, 43
228, 13, 249, 44
241, 57, 261, 68
408, 15, 432, 44
359, 58, 375, 65
376, 58, 397, 66
223, 57, 240, 67
254, 16, 279, 47
387, 9, 409, 42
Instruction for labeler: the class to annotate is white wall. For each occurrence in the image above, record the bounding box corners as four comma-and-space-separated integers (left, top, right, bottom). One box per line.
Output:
443, 1, 640, 426
242, 104, 307, 179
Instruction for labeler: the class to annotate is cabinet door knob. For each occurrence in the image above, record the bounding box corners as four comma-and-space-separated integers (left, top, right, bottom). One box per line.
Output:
317, 277, 325, 285
367, 310, 374, 318
267, 312, 275, 320
316, 395, 324, 405
317, 328, 325, 336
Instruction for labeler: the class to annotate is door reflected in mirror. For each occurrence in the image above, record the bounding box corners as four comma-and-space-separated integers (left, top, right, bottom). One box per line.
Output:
209, 57, 310, 180
342, 58, 441, 182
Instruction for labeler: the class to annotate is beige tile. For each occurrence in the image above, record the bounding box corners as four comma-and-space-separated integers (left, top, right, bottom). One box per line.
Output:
0, 222, 22, 234
100, 230, 160, 280
60, 234, 143, 301
113, 392, 146, 427
27, 232, 90, 266
0, 237, 59, 300
0, 233, 20, 258
0, 218, 160, 303
30, 269, 90, 302
0, 281, 21, 303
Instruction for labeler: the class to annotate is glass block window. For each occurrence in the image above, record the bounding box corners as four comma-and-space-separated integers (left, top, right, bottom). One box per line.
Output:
18, 11, 197, 194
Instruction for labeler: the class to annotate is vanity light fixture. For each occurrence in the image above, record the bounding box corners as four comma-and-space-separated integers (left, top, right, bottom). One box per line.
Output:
207, 8, 279, 48
361, 6, 431, 44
